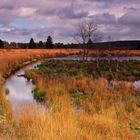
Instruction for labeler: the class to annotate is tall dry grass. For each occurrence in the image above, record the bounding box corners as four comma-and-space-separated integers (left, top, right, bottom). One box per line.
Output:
89, 50, 140, 56
0, 49, 81, 74
0, 77, 13, 140
0, 49, 140, 139
0, 49, 140, 73
0, 49, 81, 139
5, 75, 139, 140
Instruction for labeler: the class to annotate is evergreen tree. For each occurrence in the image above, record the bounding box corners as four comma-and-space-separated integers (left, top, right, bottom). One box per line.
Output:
29, 38, 36, 49
45, 36, 53, 49
137, 42, 140, 50
38, 41, 44, 48
0, 39, 4, 48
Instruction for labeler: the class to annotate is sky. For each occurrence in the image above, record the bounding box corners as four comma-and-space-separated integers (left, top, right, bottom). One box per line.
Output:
0, 0, 140, 43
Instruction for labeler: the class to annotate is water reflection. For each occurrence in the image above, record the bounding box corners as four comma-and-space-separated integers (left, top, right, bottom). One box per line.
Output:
135, 81, 140, 89
49, 55, 140, 61
5, 62, 41, 111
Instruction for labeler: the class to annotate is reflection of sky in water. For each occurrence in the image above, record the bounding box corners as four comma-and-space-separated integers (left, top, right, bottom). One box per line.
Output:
135, 81, 140, 89
6, 71, 34, 109
5, 62, 41, 110
49, 56, 140, 61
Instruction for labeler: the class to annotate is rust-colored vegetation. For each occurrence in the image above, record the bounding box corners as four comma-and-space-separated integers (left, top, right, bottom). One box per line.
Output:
0, 49, 140, 139
11, 76, 140, 140
0, 49, 81, 74
89, 50, 140, 56
0, 49, 140, 73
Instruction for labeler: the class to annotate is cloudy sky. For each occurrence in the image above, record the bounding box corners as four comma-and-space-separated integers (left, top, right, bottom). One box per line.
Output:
0, 0, 140, 43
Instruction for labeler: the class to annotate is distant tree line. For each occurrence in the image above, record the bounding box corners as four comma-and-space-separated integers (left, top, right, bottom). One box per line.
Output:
0, 36, 140, 50
0, 36, 54, 49
29, 36, 53, 49
137, 42, 140, 50
0, 39, 4, 48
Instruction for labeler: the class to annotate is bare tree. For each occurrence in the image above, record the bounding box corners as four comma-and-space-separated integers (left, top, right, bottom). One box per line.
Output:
75, 21, 101, 61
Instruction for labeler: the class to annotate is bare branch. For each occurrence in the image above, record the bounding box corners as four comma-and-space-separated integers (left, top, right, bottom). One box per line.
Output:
74, 20, 102, 61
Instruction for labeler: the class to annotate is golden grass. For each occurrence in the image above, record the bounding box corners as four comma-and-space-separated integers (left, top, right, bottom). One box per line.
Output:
0, 49, 140, 73
89, 50, 140, 56
0, 49, 140, 139
0, 49, 81, 139
0, 49, 81, 73
4, 75, 138, 140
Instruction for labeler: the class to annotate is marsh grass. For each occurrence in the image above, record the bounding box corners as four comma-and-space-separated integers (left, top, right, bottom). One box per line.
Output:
0, 49, 81, 139
14, 72, 140, 140
0, 50, 140, 139
0, 49, 81, 78
37, 60, 140, 81
0, 73, 140, 139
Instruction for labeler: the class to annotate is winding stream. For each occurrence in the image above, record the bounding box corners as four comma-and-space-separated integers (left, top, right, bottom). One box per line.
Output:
5, 56, 140, 111
5, 62, 41, 111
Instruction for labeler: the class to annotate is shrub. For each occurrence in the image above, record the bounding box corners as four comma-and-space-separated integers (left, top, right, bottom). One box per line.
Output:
106, 73, 114, 81
33, 88, 46, 102
135, 96, 140, 108
24, 70, 38, 81
129, 122, 140, 132
70, 89, 86, 106
92, 71, 98, 78
24, 72, 32, 81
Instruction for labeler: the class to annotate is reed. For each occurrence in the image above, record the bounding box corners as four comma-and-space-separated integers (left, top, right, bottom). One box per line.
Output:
0, 49, 140, 139
9, 74, 140, 140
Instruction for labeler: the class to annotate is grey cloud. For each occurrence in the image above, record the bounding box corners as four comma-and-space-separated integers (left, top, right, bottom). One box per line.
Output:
1, 27, 32, 36
0, 0, 140, 42
118, 8, 140, 28
90, 13, 116, 25
59, 9, 88, 19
